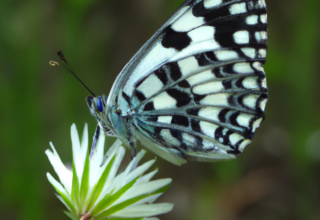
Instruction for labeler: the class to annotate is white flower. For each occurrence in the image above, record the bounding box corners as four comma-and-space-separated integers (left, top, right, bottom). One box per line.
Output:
46, 124, 173, 220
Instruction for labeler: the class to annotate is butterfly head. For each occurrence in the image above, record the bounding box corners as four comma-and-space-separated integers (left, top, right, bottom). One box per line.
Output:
86, 95, 106, 114
86, 95, 117, 137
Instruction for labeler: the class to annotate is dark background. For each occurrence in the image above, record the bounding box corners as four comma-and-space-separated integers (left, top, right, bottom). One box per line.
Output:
1, 0, 320, 219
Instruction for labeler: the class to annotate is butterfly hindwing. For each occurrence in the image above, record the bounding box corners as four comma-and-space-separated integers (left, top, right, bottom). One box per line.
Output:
126, 0, 268, 163
89, 0, 268, 165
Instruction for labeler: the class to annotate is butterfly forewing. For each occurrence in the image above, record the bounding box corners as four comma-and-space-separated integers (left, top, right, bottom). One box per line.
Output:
98, 0, 268, 165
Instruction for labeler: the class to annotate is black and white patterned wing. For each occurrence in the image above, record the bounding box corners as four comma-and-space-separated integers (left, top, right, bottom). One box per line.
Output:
112, 0, 268, 165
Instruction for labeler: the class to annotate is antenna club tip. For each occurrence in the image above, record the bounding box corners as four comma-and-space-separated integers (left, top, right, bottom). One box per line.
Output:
49, 60, 59, 66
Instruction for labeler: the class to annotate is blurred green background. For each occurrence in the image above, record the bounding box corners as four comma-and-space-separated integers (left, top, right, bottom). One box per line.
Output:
1, 0, 320, 219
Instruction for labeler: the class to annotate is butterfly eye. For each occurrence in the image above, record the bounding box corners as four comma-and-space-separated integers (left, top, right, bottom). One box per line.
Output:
97, 97, 103, 112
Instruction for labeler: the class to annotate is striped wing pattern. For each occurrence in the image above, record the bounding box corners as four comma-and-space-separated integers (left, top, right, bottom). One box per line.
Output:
128, 0, 268, 162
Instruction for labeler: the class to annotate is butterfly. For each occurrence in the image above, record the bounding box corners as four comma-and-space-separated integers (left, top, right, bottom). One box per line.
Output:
86, 0, 268, 165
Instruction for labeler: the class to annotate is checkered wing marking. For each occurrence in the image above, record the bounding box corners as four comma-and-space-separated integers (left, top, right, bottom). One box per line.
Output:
130, 0, 268, 162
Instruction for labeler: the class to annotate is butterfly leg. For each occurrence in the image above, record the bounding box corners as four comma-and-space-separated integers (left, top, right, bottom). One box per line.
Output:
129, 139, 138, 170
89, 124, 100, 159
130, 140, 137, 160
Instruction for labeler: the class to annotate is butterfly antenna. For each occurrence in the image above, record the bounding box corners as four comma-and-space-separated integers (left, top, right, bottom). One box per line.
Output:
57, 50, 96, 97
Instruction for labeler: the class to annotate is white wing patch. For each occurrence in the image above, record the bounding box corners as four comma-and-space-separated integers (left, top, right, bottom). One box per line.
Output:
188, 26, 215, 42
239, 140, 251, 152
241, 48, 256, 59
242, 76, 259, 89
236, 113, 254, 128
193, 81, 224, 95
242, 94, 259, 109
200, 121, 219, 138
198, 107, 222, 122
261, 77, 267, 89
203, 0, 223, 9
256, 0, 267, 9
252, 62, 264, 72
153, 92, 177, 110
171, 40, 220, 61
172, 9, 205, 32
215, 50, 239, 61
137, 74, 164, 98
200, 93, 230, 106
233, 62, 254, 74
246, 15, 259, 25
178, 56, 200, 77
182, 133, 195, 145
255, 31, 267, 42
186, 70, 216, 86
259, 49, 267, 58
252, 118, 263, 132
125, 42, 176, 95
160, 129, 180, 146
158, 116, 173, 124
260, 14, 267, 23
233, 30, 250, 44
259, 98, 267, 111
229, 2, 247, 15
229, 133, 243, 145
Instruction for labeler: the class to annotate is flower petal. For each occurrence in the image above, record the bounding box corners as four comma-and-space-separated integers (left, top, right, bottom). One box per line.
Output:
71, 124, 84, 182
133, 194, 162, 205
88, 134, 106, 188
91, 176, 139, 216
46, 144, 72, 193
47, 173, 75, 213
71, 158, 80, 211
122, 159, 156, 187
116, 150, 146, 190
86, 154, 116, 212
101, 146, 125, 194
112, 203, 174, 218
101, 139, 123, 166
79, 151, 90, 209
89, 132, 105, 170
136, 170, 158, 185
80, 124, 89, 161
89, 138, 123, 190
114, 179, 171, 206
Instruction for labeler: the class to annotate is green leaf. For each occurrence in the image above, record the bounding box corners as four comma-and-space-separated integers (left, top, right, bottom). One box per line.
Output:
91, 177, 139, 215
71, 159, 80, 210
86, 155, 116, 210
80, 151, 90, 209
63, 211, 79, 220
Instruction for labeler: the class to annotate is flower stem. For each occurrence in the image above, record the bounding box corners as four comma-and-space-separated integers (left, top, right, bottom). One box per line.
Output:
80, 213, 91, 220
